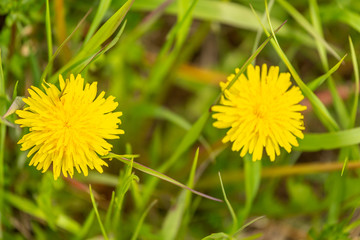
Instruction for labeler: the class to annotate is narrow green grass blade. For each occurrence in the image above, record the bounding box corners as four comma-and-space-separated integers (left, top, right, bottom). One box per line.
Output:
251, 0, 275, 63
73, 0, 133, 63
224, 20, 286, 92
84, 0, 112, 44
161, 148, 199, 240
252, 5, 339, 131
89, 185, 109, 240
277, 0, 340, 60
78, 20, 127, 74
75, 209, 95, 240
131, 200, 157, 240
112, 158, 137, 236
4, 192, 81, 233
45, 0, 53, 75
104, 191, 115, 230
160, 111, 210, 173
175, 0, 194, 51
42, 9, 91, 82
307, 55, 347, 91
146, 0, 198, 97
51, 0, 133, 83
349, 36, 359, 128
0, 49, 5, 239
309, 0, 349, 129
218, 172, 238, 234
132, 0, 282, 31
106, 153, 222, 202
297, 128, 360, 151
239, 155, 261, 225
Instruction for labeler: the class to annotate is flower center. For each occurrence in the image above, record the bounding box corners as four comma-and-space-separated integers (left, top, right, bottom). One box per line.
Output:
253, 103, 268, 119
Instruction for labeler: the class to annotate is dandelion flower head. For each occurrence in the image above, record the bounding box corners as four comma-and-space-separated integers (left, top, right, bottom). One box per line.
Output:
212, 64, 306, 161
16, 74, 124, 179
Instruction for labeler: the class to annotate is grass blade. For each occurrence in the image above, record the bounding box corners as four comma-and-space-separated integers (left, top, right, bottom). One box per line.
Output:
131, 200, 157, 240
277, 0, 340, 60
218, 172, 238, 234
349, 36, 359, 128
45, 0, 53, 75
42, 9, 92, 82
307, 55, 347, 91
0, 49, 5, 239
84, 0, 112, 44
297, 128, 360, 151
106, 153, 222, 202
89, 185, 109, 240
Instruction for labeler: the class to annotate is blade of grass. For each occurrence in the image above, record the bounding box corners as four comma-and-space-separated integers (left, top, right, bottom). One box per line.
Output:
277, 0, 340, 60
50, 0, 133, 83
0, 49, 5, 239
104, 191, 115, 231
146, 0, 198, 97
75, 209, 95, 240
84, 0, 112, 44
218, 172, 238, 234
45, 0, 53, 76
307, 55, 347, 91
238, 154, 261, 225
251, 0, 275, 64
106, 153, 222, 202
131, 200, 157, 240
78, 20, 127, 74
89, 185, 109, 240
297, 128, 360, 151
309, 0, 349, 129
224, 19, 287, 92
251, 4, 340, 131
42, 9, 92, 82
4, 191, 80, 233
161, 148, 199, 240
349, 36, 359, 129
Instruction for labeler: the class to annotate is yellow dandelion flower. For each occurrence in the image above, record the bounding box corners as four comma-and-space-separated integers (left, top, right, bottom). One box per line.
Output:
16, 74, 124, 179
212, 64, 306, 161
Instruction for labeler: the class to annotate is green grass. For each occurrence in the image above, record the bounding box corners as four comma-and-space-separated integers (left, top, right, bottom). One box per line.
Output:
2, 0, 360, 239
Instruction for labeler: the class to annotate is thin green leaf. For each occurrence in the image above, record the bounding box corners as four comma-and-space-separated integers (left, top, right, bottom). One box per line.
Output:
161, 148, 200, 240
307, 55, 347, 91
43, 9, 92, 82
78, 20, 127, 74
106, 153, 222, 202
73, 0, 133, 64
309, 0, 349, 129
277, 0, 340, 60
0, 49, 5, 238
133, 0, 282, 32
75, 210, 95, 240
224, 19, 287, 92
131, 200, 157, 240
297, 128, 360, 151
89, 185, 109, 240
104, 191, 115, 231
239, 154, 261, 224
84, 0, 112, 44
45, 0, 53, 75
349, 36, 359, 129
218, 172, 238, 234
4, 192, 81, 233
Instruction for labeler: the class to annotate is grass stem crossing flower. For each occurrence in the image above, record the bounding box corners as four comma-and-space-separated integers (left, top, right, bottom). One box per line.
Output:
16, 74, 124, 179
212, 64, 306, 161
